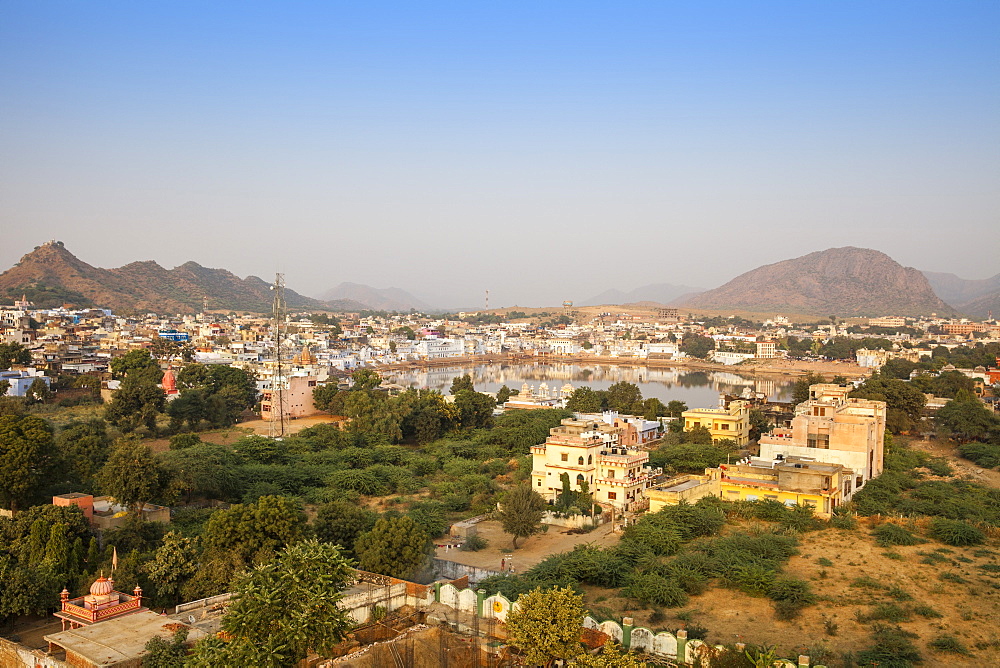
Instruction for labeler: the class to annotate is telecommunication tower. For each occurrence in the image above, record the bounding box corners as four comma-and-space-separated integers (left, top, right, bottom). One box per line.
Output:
269, 273, 287, 439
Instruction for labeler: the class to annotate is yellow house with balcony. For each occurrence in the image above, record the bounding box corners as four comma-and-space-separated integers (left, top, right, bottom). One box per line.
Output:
682, 400, 750, 446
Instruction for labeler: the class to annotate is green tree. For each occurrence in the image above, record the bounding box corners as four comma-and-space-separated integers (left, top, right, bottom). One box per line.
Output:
571, 642, 648, 667
0, 343, 32, 370
202, 496, 307, 570
453, 389, 496, 430
851, 373, 927, 433
24, 377, 51, 404
143, 532, 199, 604
684, 424, 714, 445
748, 409, 772, 442
566, 387, 606, 413
351, 368, 382, 391
791, 372, 826, 405
937, 390, 1000, 442
0, 379, 9, 397
187, 540, 355, 668
96, 439, 162, 515
506, 586, 585, 666
665, 400, 688, 418
313, 500, 378, 558
450, 374, 475, 394
110, 349, 162, 383
355, 515, 432, 580
104, 377, 165, 434
606, 381, 643, 413
680, 334, 715, 359
498, 484, 546, 548
0, 415, 56, 511
496, 385, 512, 405
143, 629, 188, 668
56, 419, 112, 488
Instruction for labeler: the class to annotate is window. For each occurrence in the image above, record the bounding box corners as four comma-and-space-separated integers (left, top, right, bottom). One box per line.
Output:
746, 494, 759, 502
537, 480, 541, 486
560, 453, 568, 462
607, 492, 617, 500
578, 456, 584, 465
587, 455, 592, 465
577, 474, 585, 485
721, 423, 729, 430
607, 470, 615, 478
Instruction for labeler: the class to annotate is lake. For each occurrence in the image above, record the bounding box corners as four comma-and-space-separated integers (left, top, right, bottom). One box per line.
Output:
382, 362, 796, 409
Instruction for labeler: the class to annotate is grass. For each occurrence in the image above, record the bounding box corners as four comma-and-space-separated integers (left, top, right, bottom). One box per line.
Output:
911, 604, 943, 619
929, 634, 969, 654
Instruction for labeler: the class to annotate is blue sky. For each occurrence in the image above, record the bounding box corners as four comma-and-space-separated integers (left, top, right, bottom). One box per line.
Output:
2, 1, 998, 308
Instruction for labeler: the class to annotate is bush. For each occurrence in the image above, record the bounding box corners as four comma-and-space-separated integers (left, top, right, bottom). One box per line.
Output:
856, 624, 922, 668
460, 534, 488, 551
622, 572, 689, 608
958, 441, 1000, 469
829, 513, 857, 530
767, 577, 815, 619
169, 433, 202, 450
873, 523, 920, 547
928, 518, 985, 546
911, 604, 942, 618
929, 634, 969, 654
860, 603, 910, 623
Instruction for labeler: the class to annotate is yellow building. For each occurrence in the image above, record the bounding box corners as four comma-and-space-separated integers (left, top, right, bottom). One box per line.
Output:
530, 418, 659, 512
682, 400, 750, 446
648, 456, 850, 517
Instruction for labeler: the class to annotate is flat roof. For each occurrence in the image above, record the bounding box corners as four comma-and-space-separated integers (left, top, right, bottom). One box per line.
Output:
45, 610, 205, 667
658, 478, 705, 493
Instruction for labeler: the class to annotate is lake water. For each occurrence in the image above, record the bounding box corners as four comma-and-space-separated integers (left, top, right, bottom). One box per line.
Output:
382, 362, 796, 409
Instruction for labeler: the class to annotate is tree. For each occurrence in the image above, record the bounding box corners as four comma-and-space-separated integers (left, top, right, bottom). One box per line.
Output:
187, 540, 355, 668
566, 387, 605, 413
748, 409, 772, 442
606, 382, 642, 413
313, 500, 378, 558
351, 368, 382, 391
571, 643, 648, 667
0, 415, 56, 511
496, 385, 512, 405
850, 373, 926, 433
143, 629, 188, 668
680, 334, 715, 359
25, 377, 51, 404
202, 496, 307, 570
0, 380, 9, 397
506, 586, 585, 666
450, 374, 475, 394
0, 343, 31, 370
355, 515, 433, 580
110, 349, 162, 383
666, 400, 687, 418
96, 439, 162, 515
937, 391, 1000, 442
684, 424, 714, 445
143, 532, 199, 604
104, 377, 165, 434
453, 389, 495, 430
791, 372, 826, 405
498, 484, 546, 548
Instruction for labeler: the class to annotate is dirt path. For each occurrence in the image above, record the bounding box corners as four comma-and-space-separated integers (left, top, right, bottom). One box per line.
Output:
435, 520, 621, 573
908, 437, 1000, 489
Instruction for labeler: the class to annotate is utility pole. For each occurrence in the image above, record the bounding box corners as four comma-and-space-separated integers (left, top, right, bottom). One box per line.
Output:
269, 273, 287, 439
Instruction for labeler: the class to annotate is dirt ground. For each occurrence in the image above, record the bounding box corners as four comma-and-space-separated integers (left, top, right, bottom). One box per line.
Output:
435, 520, 621, 573
580, 524, 1000, 667
908, 436, 1000, 489
238, 414, 344, 436
143, 426, 252, 453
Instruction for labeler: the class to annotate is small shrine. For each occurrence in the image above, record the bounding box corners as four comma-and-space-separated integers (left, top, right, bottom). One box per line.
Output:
54, 574, 145, 630
160, 366, 178, 396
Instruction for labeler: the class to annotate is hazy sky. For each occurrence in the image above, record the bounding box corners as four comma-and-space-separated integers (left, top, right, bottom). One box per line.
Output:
2, 1, 998, 309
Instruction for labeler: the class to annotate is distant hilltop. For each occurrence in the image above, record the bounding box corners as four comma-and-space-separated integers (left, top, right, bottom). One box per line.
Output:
680, 247, 957, 317
0, 242, 364, 314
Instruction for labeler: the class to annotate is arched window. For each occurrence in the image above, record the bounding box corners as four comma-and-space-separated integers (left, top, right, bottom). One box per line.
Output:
587, 455, 592, 465
576, 474, 585, 486
578, 456, 584, 465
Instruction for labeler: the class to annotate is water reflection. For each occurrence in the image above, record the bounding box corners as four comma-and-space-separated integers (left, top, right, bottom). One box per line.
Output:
382, 363, 795, 408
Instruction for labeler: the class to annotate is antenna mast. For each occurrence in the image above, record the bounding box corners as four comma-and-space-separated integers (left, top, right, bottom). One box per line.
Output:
485, 289, 489, 311
269, 273, 287, 438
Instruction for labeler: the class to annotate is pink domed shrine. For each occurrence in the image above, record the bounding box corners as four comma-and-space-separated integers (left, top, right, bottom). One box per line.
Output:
54, 573, 145, 630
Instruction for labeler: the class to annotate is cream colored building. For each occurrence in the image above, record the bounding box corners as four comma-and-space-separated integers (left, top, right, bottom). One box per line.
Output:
682, 400, 751, 446
758, 383, 886, 494
530, 418, 659, 512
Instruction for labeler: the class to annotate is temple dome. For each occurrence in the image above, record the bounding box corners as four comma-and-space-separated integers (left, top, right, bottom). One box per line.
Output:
90, 576, 114, 596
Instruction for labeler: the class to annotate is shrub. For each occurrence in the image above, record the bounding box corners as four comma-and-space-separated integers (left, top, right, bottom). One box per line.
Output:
924, 458, 953, 476
829, 513, 858, 530
861, 603, 910, 623
622, 522, 683, 556
169, 433, 202, 450
856, 624, 922, 668
767, 577, 815, 620
622, 572, 688, 608
728, 564, 776, 596
460, 534, 488, 551
850, 576, 884, 590
929, 634, 969, 654
958, 441, 1000, 469
928, 518, 985, 546
887, 586, 913, 602
911, 604, 942, 618
816, 557, 833, 567
873, 523, 920, 547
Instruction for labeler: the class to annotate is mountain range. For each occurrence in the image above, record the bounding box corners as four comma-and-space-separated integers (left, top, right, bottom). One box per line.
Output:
0, 242, 364, 314
1, 242, 996, 318
921, 271, 1000, 320
680, 247, 956, 317
321, 282, 435, 313
580, 283, 705, 307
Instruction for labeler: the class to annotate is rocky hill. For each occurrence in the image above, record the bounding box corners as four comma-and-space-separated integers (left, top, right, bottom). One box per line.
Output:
0, 242, 362, 313
321, 282, 435, 313
682, 247, 955, 317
